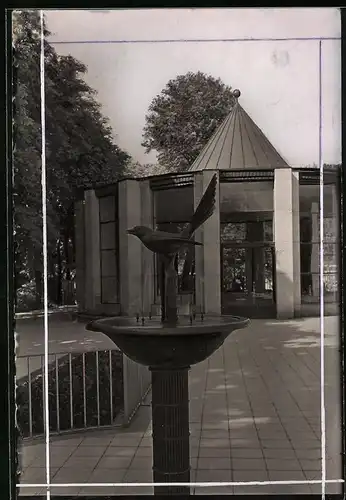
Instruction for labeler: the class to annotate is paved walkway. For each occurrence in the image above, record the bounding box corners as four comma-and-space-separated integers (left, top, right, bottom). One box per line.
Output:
18, 317, 343, 495
16, 316, 116, 380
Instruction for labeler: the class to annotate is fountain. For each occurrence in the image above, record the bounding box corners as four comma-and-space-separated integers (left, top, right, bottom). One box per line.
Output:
86, 174, 250, 495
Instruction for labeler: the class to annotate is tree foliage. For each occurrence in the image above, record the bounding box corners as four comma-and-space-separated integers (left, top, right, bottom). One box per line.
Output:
124, 161, 169, 178
142, 71, 236, 172
13, 10, 131, 307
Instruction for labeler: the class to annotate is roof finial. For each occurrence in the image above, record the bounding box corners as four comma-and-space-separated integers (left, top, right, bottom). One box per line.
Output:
233, 89, 241, 99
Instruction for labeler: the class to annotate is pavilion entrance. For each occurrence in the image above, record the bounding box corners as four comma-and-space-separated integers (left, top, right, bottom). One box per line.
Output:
221, 218, 276, 318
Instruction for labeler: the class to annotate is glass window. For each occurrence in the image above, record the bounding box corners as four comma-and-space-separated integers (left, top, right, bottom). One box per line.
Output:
299, 181, 339, 304
220, 181, 273, 213
99, 196, 116, 223
99, 194, 119, 304
101, 277, 119, 304
100, 222, 116, 250
154, 186, 194, 224
101, 250, 117, 276
221, 221, 273, 243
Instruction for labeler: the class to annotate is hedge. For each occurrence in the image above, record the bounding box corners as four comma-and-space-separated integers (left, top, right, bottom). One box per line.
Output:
17, 349, 124, 437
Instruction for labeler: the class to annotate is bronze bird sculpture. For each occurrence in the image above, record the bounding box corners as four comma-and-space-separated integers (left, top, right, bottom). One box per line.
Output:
127, 173, 217, 257
127, 173, 217, 323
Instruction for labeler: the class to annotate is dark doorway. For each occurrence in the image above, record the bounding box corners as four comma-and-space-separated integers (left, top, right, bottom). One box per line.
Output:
221, 219, 276, 318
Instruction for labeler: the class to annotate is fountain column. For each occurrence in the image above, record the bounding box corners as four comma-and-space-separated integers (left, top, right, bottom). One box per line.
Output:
150, 366, 190, 496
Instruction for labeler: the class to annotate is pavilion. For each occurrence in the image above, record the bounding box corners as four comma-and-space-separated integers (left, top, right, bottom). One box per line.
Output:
75, 90, 339, 320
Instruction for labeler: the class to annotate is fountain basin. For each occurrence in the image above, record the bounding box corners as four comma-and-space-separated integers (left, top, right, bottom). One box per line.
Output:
86, 315, 250, 369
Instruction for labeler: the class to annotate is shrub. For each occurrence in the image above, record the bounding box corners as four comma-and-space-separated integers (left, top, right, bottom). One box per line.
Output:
17, 350, 124, 437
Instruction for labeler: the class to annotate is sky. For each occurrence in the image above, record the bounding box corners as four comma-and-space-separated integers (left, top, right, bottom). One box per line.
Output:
44, 8, 341, 168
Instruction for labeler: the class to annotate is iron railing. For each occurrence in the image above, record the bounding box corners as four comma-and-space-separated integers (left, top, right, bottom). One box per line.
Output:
16, 349, 151, 439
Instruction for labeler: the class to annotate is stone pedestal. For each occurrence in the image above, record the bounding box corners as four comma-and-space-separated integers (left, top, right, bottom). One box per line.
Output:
150, 367, 190, 496
194, 170, 221, 315
274, 169, 301, 319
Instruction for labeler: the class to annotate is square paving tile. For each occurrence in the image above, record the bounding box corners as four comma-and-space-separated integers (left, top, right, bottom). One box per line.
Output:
79, 436, 114, 446
194, 486, 234, 495
53, 466, 94, 483
195, 469, 232, 482
97, 456, 133, 469
200, 439, 231, 449
63, 456, 101, 469
128, 457, 153, 470
299, 458, 322, 471
197, 457, 231, 470
110, 437, 142, 447
232, 469, 269, 482
231, 459, 266, 471
78, 485, 126, 495
44, 486, 82, 495
262, 448, 296, 459
124, 469, 153, 482
231, 448, 263, 459
201, 429, 229, 439
265, 458, 302, 471
268, 470, 306, 481
103, 446, 135, 458
139, 437, 153, 447
19, 466, 59, 484
71, 446, 107, 458
87, 467, 127, 482
50, 437, 84, 447
230, 438, 261, 448
134, 447, 153, 458
198, 447, 231, 458
270, 483, 312, 494
17, 487, 43, 496
260, 439, 293, 449
233, 485, 273, 495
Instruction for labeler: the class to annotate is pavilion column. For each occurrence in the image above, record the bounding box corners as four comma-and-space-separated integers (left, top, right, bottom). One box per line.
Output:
292, 171, 301, 315
274, 169, 300, 319
74, 200, 86, 313
194, 170, 221, 315
310, 202, 320, 299
118, 179, 143, 316
84, 190, 101, 313
140, 179, 155, 316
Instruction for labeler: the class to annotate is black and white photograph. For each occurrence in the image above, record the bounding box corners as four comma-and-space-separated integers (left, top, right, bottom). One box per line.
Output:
13, 7, 342, 497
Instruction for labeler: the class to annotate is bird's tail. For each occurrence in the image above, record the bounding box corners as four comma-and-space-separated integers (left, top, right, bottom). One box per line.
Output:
181, 173, 217, 238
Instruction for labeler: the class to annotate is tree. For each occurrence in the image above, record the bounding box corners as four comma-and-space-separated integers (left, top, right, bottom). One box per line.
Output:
142, 71, 236, 172
13, 10, 131, 309
124, 161, 169, 178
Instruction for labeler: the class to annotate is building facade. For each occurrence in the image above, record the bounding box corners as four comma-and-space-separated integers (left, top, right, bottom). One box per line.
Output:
75, 92, 340, 320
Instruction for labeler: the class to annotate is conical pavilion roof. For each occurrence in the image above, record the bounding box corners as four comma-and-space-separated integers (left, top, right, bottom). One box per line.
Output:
188, 90, 289, 172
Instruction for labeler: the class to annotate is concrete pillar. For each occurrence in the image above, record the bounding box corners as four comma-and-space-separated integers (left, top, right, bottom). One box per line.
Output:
194, 170, 221, 315
292, 171, 301, 315
74, 200, 86, 312
118, 179, 142, 316
84, 190, 101, 313
274, 168, 300, 319
310, 202, 320, 298
140, 179, 155, 316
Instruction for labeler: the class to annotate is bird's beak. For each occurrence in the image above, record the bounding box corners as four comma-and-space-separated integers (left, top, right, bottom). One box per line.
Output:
127, 228, 135, 235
